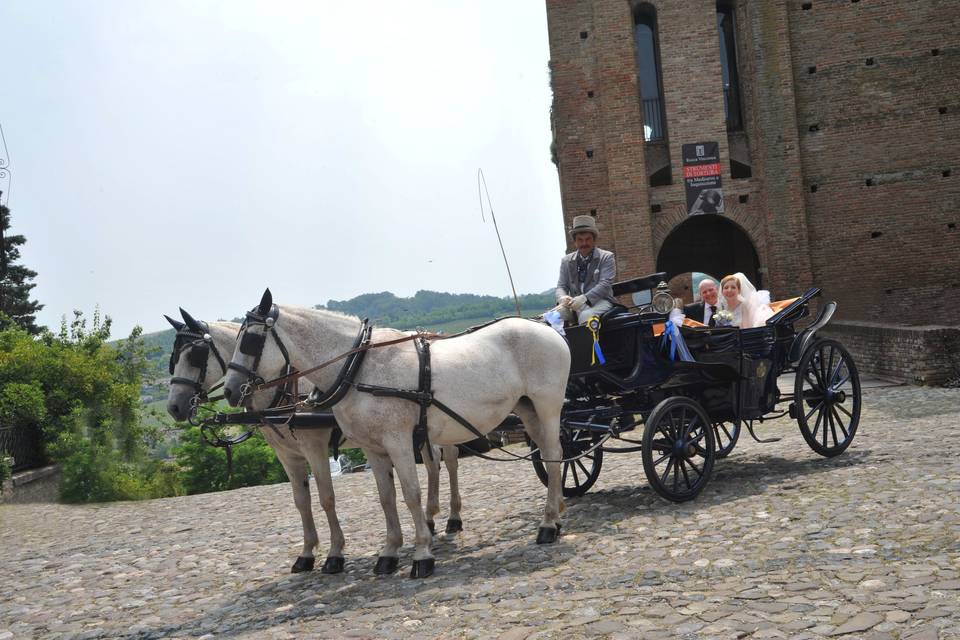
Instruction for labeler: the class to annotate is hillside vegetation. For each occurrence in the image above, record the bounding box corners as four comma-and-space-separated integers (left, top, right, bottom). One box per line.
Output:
143, 289, 557, 373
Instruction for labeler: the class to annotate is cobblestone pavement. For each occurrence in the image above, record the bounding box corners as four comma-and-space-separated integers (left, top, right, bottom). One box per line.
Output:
2, 383, 959, 639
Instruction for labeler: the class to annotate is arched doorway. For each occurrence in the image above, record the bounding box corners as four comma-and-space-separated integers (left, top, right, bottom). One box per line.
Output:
656, 214, 761, 302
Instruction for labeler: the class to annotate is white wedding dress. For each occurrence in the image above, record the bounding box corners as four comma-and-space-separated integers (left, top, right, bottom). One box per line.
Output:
720, 273, 774, 329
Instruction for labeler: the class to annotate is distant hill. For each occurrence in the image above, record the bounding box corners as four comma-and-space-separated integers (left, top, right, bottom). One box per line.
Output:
136, 289, 556, 366
320, 290, 555, 330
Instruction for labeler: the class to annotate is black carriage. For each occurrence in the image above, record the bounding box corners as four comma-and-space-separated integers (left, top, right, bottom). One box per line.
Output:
529, 272, 862, 503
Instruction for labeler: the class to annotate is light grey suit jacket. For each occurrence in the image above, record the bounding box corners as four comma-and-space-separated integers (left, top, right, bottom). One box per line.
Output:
556, 248, 617, 307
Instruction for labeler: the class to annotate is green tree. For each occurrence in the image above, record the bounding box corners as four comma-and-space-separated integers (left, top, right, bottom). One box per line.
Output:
0, 204, 43, 334
174, 426, 287, 495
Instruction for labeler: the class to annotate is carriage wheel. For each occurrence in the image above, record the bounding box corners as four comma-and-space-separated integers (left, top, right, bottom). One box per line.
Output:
712, 421, 741, 458
642, 397, 716, 502
531, 427, 603, 498
794, 339, 861, 457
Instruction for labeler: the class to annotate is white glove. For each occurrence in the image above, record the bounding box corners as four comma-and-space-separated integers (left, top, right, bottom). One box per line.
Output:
558, 295, 573, 308
571, 295, 588, 311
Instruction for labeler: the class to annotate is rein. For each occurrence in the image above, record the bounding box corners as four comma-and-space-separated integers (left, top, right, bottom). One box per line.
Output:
252, 315, 516, 394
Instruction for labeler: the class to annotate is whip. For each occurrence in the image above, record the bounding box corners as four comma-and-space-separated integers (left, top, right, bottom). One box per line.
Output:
477, 168, 521, 317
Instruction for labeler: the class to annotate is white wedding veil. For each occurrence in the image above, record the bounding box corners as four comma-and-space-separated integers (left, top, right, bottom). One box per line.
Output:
721, 272, 772, 328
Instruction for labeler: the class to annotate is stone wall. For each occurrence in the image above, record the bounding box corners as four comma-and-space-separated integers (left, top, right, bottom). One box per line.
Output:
0, 465, 60, 505
819, 321, 960, 386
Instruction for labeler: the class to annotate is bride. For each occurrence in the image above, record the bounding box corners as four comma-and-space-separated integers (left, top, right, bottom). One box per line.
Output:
719, 273, 774, 328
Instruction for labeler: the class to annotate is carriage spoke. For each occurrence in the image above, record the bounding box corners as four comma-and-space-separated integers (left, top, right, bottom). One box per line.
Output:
651, 439, 671, 453
689, 429, 706, 446
660, 457, 675, 485
805, 400, 824, 422
831, 406, 849, 440
718, 423, 732, 440
811, 405, 824, 440
825, 407, 834, 447
672, 459, 680, 493
829, 356, 844, 387
826, 346, 835, 388
652, 451, 671, 466
561, 462, 568, 487
678, 458, 692, 490
835, 402, 853, 419
685, 458, 703, 478
575, 459, 592, 480
834, 372, 852, 389
569, 460, 581, 486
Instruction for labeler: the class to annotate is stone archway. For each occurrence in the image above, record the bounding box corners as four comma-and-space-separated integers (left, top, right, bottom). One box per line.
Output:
656, 214, 762, 290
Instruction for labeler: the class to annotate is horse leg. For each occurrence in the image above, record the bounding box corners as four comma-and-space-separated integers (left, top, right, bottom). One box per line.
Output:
514, 399, 564, 544
384, 439, 435, 578
303, 433, 346, 574
366, 451, 403, 575
441, 445, 463, 533
274, 452, 320, 572
423, 444, 441, 536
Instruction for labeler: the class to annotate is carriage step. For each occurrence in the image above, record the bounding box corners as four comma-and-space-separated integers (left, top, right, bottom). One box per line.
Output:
746, 421, 781, 444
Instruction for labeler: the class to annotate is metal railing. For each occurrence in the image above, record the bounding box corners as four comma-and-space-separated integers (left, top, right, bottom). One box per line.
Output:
0, 424, 46, 472
642, 97, 665, 141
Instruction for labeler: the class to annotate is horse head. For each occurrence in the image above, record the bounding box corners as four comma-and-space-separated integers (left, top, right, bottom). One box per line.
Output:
223, 289, 291, 408
166, 308, 235, 421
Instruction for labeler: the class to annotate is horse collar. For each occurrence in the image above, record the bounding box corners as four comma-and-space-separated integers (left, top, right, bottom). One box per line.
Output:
306, 319, 372, 410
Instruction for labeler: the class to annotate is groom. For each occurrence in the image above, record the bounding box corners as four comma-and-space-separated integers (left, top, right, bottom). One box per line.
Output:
683, 278, 720, 326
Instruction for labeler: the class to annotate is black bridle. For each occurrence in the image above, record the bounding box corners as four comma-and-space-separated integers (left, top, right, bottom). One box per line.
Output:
169, 321, 228, 406
228, 304, 297, 409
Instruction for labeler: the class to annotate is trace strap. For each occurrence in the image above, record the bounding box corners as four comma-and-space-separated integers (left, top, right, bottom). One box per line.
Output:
353, 334, 488, 460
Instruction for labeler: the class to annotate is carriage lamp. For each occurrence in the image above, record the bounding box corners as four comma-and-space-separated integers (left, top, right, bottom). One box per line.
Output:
651, 282, 674, 314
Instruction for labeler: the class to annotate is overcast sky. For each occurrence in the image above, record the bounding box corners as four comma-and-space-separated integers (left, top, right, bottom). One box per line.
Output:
0, 0, 564, 337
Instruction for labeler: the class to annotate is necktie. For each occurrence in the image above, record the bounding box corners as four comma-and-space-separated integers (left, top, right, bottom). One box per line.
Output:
577, 256, 590, 287
708, 305, 717, 327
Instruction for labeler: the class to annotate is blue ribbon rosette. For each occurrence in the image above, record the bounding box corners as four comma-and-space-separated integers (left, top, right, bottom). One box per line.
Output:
661, 309, 695, 362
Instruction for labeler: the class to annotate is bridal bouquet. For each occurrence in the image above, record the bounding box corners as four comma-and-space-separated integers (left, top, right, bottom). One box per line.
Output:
713, 309, 734, 327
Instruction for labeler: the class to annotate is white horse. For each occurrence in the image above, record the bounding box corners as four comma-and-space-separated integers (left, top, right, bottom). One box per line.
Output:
165, 309, 465, 576
222, 289, 570, 578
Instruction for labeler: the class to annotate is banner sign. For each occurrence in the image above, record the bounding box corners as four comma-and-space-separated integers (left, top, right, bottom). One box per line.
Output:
682, 141, 724, 215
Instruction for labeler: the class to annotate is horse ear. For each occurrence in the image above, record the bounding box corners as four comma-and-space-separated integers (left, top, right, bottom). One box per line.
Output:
164, 315, 186, 331
258, 288, 273, 315
179, 307, 203, 333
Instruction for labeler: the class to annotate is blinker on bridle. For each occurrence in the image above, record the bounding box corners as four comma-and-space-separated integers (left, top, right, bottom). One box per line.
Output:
169, 321, 228, 409
228, 304, 294, 407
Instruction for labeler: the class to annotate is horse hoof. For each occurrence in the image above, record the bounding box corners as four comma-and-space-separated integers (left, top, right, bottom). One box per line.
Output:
291, 556, 315, 573
374, 556, 399, 575
536, 523, 561, 545
321, 556, 345, 574
410, 558, 435, 579
445, 518, 463, 534
427, 521, 436, 535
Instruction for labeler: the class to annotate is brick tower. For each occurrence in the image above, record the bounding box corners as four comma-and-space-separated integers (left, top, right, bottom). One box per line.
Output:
545, 0, 960, 383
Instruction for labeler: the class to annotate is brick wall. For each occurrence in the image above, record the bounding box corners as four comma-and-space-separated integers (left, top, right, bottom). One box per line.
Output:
785, 0, 960, 325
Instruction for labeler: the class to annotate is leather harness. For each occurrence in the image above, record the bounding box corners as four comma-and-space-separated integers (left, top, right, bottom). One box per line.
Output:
228, 307, 494, 457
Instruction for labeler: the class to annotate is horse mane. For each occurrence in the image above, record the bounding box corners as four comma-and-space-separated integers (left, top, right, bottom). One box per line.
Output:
305, 306, 361, 322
